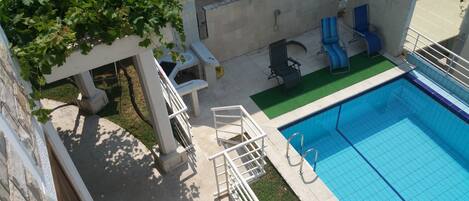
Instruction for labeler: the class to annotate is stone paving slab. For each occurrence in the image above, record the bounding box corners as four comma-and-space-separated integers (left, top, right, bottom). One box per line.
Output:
42, 99, 225, 201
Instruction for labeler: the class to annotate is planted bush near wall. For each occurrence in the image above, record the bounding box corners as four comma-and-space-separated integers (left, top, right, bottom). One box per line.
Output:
0, 0, 184, 122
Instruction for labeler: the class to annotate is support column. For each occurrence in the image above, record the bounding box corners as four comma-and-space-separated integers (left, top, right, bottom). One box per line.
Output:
133, 50, 187, 172
190, 90, 200, 116
73, 71, 108, 114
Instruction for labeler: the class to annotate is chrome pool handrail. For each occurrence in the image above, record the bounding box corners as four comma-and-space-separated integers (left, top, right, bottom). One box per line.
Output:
286, 132, 304, 158
300, 147, 319, 174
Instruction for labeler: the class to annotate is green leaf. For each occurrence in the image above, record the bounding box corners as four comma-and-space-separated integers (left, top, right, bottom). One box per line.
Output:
37, 76, 46, 86
0, 0, 185, 121
32, 109, 52, 123
21, 0, 33, 6
138, 38, 151, 47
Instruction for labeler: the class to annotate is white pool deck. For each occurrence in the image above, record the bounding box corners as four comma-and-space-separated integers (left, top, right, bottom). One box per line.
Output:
188, 25, 414, 201
410, 0, 467, 43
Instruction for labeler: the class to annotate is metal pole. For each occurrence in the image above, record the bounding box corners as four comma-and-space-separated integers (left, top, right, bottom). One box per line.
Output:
261, 137, 266, 166
213, 159, 221, 198
240, 109, 244, 142
413, 34, 420, 52
447, 54, 456, 75
223, 155, 230, 198
214, 111, 219, 144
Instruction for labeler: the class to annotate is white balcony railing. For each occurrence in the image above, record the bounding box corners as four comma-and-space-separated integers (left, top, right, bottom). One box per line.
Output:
209, 105, 267, 200
404, 27, 469, 87
155, 59, 193, 151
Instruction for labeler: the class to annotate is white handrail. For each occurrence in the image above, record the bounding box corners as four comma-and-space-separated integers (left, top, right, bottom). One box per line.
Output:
286, 132, 303, 158
211, 105, 267, 138
208, 135, 266, 160
404, 27, 469, 87
210, 105, 267, 200
211, 105, 244, 111
407, 27, 469, 65
154, 58, 193, 149
300, 147, 319, 174
210, 138, 264, 201
154, 58, 189, 118
224, 152, 260, 201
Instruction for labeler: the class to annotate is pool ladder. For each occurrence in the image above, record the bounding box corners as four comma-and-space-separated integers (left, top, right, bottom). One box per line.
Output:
286, 132, 319, 173
300, 147, 319, 174
286, 132, 304, 158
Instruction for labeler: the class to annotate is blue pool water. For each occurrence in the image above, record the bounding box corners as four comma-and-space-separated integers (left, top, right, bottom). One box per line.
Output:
281, 78, 469, 201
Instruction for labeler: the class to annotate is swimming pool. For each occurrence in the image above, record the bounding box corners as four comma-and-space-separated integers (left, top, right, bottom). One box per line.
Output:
281, 78, 469, 200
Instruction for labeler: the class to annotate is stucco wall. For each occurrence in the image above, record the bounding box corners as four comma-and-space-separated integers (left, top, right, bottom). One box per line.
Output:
453, 10, 469, 59
344, 0, 416, 56
181, 0, 200, 47
0, 25, 57, 201
202, 0, 339, 61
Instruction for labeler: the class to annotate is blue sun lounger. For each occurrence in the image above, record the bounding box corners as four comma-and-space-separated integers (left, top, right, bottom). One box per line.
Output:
319, 17, 350, 74
353, 4, 382, 56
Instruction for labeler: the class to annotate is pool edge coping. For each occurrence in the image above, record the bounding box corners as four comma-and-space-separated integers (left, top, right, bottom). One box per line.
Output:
405, 72, 469, 123
256, 63, 412, 201
269, 64, 412, 129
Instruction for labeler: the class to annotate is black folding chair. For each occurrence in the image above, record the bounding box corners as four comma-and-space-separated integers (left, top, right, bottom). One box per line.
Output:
268, 39, 301, 89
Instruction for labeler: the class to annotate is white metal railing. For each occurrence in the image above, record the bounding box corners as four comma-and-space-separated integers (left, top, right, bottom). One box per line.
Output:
300, 147, 319, 174
212, 105, 265, 144
404, 27, 469, 87
209, 136, 265, 200
224, 152, 259, 201
286, 132, 303, 158
155, 59, 193, 150
209, 105, 267, 200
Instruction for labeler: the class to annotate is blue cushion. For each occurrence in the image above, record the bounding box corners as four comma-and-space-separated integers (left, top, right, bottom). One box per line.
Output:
324, 44, 348, 70
322, 17, 339, 44
353, 4, 382, 55
321, 16, 348, 70
363, 31, 382, 55
329, 17, 339, 41
324, 45, 339, 68
332, 44, 348, 68
354, 4, 369, 34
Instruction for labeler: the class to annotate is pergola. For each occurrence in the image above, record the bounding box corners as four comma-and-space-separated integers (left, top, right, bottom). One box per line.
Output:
44, 29, 190, 172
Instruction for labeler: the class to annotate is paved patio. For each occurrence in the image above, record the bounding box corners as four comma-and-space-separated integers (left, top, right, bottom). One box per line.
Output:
410, 0, 467, 42
42, 99, 221, 201
45, 25, 412, 201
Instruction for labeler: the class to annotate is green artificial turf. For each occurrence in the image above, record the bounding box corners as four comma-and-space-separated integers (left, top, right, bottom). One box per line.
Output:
251, 52, 396, 119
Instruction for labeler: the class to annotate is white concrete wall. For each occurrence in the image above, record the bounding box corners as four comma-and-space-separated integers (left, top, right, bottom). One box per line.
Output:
344, 0, 416, 56
453, 11, 469, 59
448, 11, 469, 85
181, 0, 200, 47
202, 0, 339, 61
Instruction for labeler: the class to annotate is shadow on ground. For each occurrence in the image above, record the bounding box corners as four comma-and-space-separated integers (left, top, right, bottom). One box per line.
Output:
56, 111, 201, 201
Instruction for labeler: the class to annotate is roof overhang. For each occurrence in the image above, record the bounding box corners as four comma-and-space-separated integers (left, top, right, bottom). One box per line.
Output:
45, 27, 174, 83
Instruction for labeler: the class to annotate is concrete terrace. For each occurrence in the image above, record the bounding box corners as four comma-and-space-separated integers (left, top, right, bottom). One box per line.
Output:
188, 26, 412, 200
42, 99, 216, 201
4, 0, 469, 201
43, 23, 412, 200
410, 0, 467, 43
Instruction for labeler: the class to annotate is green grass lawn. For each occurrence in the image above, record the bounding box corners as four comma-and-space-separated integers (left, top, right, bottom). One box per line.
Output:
41, 79, 79, 104
251, 159, 300, 201
42, 61, 156, 148
251, 52, 396, 119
